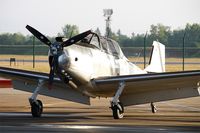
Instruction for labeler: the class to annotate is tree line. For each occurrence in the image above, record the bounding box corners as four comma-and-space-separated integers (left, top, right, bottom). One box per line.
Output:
110, 23, 200, 48
0, 23, 200, 48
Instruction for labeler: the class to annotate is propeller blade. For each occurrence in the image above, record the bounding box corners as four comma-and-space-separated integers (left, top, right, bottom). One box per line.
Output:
48, 56, 54, 87
48, 54, 59, 88
48, 68, 54, 87
62, 30, 92, 47
26, 25, 52, 46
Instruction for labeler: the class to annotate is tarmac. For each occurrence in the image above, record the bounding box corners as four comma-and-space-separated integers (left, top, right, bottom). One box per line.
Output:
1, 88, 200, 133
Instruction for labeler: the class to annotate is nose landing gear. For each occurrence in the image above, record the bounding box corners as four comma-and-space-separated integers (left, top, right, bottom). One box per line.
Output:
29, 79, 44, 117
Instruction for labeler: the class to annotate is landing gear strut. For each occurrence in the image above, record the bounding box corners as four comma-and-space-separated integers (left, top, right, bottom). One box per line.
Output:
111, 81, 125, 119
29, 79, 44, 117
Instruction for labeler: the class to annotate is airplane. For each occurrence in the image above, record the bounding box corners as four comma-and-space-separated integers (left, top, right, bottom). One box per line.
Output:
0, 25, 200, 119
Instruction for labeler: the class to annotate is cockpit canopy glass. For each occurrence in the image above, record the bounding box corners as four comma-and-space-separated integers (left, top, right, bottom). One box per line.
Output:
80, 34, 100, 49
99, 37, 122, 57
80, 33, 123, 58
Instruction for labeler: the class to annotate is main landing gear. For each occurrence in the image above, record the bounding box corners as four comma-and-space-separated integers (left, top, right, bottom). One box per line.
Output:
111, 102, 124, 119
111, 81, 125, 119
29, 79, 44, 117
150, 102, 157, 113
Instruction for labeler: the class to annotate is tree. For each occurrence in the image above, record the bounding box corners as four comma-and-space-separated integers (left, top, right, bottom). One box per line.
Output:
185, 23, 200, 47
12, 33, 26, 45
114, 29, 132, 47
94, 27, 101, 36
0, 33, 12, 45
58, 24, 79, 38
149, 24, 171, 45
131, 32, 135, 39
0, 33, 26, 45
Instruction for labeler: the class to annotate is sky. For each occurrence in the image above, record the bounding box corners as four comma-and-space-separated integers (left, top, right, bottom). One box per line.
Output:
0, 0, 200, 37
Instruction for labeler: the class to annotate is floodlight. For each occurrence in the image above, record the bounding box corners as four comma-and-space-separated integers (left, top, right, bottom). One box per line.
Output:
103, 9, 113, 17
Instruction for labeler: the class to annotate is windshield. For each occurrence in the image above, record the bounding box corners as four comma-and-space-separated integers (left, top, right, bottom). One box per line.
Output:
100, 37, 122, 57
80, 34, 100, 49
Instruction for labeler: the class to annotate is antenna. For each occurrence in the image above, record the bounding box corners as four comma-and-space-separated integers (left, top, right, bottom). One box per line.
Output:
103, 9, 113, 38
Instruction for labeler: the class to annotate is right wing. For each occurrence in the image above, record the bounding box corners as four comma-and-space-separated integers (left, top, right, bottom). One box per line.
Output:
0, 67, 90, 105
92, 70, 200, 106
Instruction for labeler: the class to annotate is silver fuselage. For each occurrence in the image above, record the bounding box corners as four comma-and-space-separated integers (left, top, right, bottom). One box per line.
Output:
57, 43, 146, 96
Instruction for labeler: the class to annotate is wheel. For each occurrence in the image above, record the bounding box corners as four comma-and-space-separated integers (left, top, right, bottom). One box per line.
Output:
31, 100, 43, 117
151, 102, 157, 113
112, 102, 124, 119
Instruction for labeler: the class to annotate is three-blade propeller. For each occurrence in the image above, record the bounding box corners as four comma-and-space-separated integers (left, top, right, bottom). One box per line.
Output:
26, 25, 91, 87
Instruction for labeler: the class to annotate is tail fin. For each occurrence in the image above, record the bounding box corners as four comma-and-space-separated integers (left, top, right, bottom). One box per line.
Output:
145, 41, 165, 73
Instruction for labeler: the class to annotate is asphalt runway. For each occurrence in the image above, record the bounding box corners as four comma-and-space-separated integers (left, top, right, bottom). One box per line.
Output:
1, 88, 200, 133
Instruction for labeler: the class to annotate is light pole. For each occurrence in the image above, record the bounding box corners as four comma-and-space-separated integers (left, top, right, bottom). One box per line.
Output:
182, 31, 186, 71
103, 9, 113, 38
32, 36, 35, 68
144, 31, 148, 68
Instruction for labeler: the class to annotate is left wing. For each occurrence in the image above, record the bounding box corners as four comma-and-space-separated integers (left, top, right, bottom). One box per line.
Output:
0, 67, 90, 105
92, 70, 200, 106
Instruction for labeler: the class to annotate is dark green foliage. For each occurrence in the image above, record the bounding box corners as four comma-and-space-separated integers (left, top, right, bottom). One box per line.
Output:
57, 24, 79, 38
0, 33, 26, 45
111, 23, 200, 48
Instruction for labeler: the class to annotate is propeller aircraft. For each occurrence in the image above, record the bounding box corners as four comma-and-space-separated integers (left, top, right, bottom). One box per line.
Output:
0, 25, 200, 119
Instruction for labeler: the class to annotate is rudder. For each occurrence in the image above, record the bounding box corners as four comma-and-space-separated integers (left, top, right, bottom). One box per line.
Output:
145, 41, 165, 73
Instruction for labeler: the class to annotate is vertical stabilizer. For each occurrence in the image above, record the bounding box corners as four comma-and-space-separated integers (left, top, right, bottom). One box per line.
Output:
145, 41, 165, 73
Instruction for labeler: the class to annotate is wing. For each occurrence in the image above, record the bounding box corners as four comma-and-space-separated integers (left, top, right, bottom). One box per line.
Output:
0, 67, 90, 105
92, 70, 200, 106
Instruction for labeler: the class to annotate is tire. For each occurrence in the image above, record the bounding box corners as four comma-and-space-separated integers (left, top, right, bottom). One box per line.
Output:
151, 106, 156, 113
37, 100, 43, 114
112, 102, 124, 119
151, 103, 157, 113
31, 100, 43, 117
